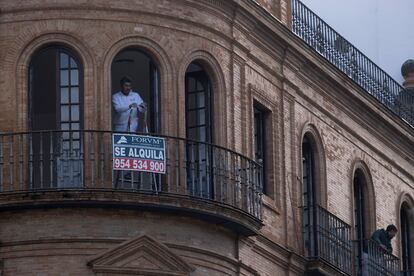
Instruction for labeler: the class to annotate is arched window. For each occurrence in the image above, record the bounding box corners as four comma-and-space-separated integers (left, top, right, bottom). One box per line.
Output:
302, 135, 317, 256
353, 169, 370, 275
29, 45, 83, 188
111, 48, 160, 133
185, 62, 213, 199
401, 202, 413, 275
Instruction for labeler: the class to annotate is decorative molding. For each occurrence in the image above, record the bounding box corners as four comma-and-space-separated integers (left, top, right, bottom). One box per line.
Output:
88, 235, 194, 276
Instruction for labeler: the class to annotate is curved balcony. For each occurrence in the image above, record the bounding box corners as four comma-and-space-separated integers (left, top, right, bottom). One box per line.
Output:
0, 130, 263, 235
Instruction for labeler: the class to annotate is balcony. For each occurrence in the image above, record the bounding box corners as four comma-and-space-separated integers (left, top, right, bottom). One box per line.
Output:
291, 0, 414, 127
0, 130, 263, 235
359, 239, 401, 276
305, 205, 353, 275
305, 205, 402, 276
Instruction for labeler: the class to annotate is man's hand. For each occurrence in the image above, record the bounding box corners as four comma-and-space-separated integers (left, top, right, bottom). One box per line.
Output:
379, 244, 388, 252
139, 102, 147, 112
129, 103, 138, 109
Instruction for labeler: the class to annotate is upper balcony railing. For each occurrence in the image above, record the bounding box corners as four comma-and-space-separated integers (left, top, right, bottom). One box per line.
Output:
0, 130, 263, 229
291, 0, 414, 127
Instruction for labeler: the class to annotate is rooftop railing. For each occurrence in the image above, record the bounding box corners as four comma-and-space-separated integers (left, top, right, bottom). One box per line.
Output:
291, 0, 414, 127
0, 130, 263, 220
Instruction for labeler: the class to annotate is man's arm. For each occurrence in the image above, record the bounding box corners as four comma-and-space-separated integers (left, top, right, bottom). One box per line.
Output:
112, 94, 130, 113
371, 230, 389, 252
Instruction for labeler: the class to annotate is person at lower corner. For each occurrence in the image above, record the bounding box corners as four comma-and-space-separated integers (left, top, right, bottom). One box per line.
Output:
371, 224, 398, 254
112, 76, 147, 132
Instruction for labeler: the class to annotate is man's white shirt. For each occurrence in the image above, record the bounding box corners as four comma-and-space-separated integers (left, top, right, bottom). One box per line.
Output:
112, 91, 144, 132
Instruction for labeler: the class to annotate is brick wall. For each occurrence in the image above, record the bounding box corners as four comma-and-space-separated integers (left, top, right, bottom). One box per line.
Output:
0, 0, 413, 275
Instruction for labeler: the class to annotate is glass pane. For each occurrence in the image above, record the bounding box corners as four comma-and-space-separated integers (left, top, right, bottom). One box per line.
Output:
188, 128, 197, 140
61, 123, 69, 131
61, 105, 69, 121
61, 88, 69, 104
70, 57, 77, 69
62, 131, 70, 140
196, 80, 202, 91
198, 126, 206, 141
187, 111, 197, 127
72, 131, 80, 140
71, 87, 79, 103
188, 94, 196, 108
199, 110, 205, 125
72, 141, 80, 149
188, 78, 196, 91
70, 69, 79, 86
71, 105, 79, 121
71, 123, 79, 130
197, 93, 205, 108
60, 70, 69, 86
60, 53, 68, 69
62, 141, 70, 150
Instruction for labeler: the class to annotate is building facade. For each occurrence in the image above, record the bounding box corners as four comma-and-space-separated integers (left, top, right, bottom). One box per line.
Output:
0, 0, 413, 275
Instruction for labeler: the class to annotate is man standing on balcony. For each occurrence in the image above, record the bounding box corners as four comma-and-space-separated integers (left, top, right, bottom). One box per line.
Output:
371, 224, 398, 254
112, 76, 147, 132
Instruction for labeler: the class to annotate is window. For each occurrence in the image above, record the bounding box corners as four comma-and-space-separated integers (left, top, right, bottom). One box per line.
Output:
185, 62, 213, 199
401, 203, 413, 275
111, 48, 160, 189
253, 104, 268, 195
302, 135, 317, 256
29, 46, 83, 188
353, 169, 368, 275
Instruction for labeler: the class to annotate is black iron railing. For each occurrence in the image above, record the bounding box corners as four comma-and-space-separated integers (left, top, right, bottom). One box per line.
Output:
401, 270, 414, 276
307, 205, 402, 276
291, 0, 414, 127
358, 239, 401, 276
0, 130, 262, 219
307, 205, 353, 275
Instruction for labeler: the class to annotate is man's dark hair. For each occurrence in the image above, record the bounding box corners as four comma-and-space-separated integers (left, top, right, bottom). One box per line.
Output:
386, 224, 397, 232
120, 76, 132, 86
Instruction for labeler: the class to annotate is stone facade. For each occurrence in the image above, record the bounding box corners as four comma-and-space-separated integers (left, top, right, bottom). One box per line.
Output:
0, 0, 413, 275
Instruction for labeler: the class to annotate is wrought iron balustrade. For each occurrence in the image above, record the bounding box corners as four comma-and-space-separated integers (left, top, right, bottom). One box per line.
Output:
0, 130, 262, 219
307, 205, 353, 275
358, 239, 401, 276
291, 0, 414, 127
401, 270, 414, 276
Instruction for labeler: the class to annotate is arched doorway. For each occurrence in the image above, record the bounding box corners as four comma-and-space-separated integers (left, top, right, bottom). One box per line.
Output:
401, 202, 413, 275
111, 48, 160, 133
302, 134, 317, 256
353, 169, 370, 275
185, 62, 213, 199
29, 45, 83, 188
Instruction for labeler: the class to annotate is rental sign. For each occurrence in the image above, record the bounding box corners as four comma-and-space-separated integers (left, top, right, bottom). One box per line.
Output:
112, 134, 166, 174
